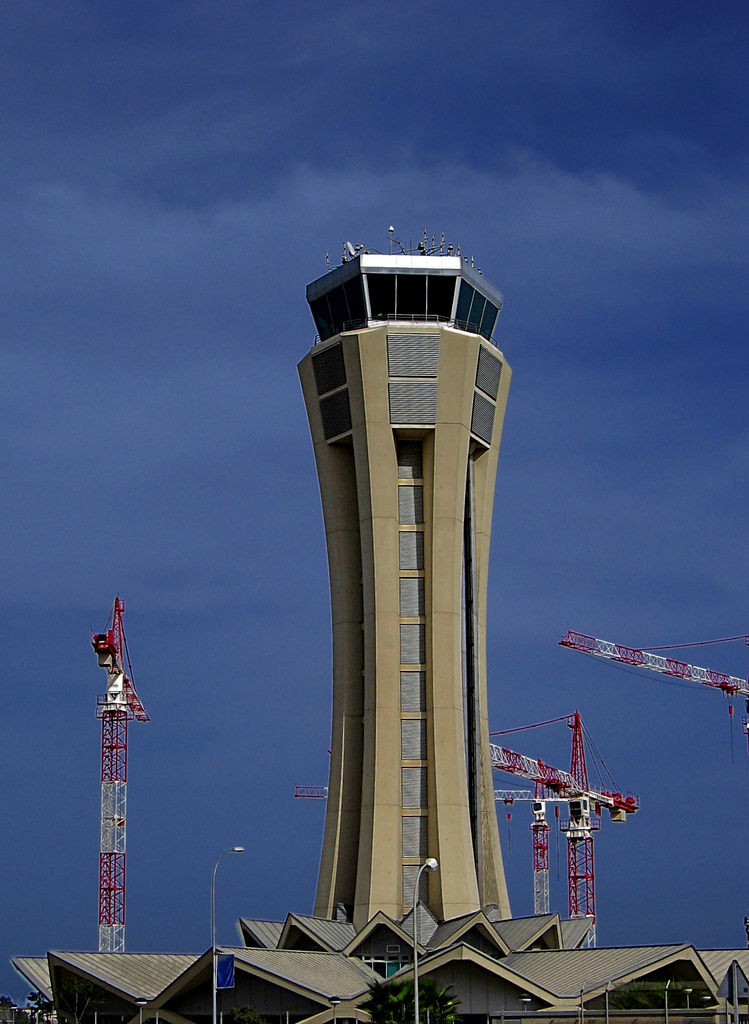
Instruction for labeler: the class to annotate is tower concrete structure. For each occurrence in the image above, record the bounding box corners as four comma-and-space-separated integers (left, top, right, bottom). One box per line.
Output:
299, 247, 512, 930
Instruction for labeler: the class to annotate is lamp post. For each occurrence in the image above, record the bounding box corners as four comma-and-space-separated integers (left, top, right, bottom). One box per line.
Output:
665, 979, 671, 1024
136, 999, 147, 1024
685, 989, 692, 1011
330, 996, 341, 1024
520, 995, 532, 1014
212, 847, 245, 1024
412, 858, 438, 1024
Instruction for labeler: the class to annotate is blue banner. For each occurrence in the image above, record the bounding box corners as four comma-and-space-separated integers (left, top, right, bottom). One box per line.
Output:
216, 954, 235, 990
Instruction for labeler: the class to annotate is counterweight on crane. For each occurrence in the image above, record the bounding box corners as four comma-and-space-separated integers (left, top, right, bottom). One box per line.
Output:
92, 597, 148, 953
490, 712, 639, 946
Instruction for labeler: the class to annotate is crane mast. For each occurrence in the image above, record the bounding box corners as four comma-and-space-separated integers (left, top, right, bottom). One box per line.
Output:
92, 597, 148, 952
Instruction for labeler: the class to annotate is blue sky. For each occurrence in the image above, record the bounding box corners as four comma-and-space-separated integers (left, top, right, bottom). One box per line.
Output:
1, 0, 749, 1000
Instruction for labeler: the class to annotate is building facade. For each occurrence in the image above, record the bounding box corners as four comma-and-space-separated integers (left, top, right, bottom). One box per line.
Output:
298, 251, 512, 928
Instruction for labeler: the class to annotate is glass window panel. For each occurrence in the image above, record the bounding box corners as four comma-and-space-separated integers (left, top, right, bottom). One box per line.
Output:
467, 291, 486, 331
396, 275, 427, 317
367, 274, 396, 320
327, 286, 349, 332
344, 277, 366, 324
455, 281, 474, 327
427, 276, 456, 320
310, 296, 334, 341
480, 301, 498, 340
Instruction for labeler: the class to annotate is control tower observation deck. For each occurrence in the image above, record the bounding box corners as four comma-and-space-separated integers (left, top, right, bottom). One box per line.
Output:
298, 249, 512, 929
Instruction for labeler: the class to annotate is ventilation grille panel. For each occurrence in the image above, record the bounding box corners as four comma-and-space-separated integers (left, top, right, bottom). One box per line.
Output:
401, 719, 427, 760
398, 486, 424, 524
397, 439, 423, 479
402, 767, 428, 809
402, 865, 429, 906
399, 532, 424, 570
402, 816, 428, 858
400, 577, 425, 617
320, 389, 352, 440
387, 334, 440, 377
476, 346, 502, 400
389, 382, 438, 424
470, 391, 495, 445
400, 671, 426, 711
400, 624, 426, 665
312, 342, 346, 395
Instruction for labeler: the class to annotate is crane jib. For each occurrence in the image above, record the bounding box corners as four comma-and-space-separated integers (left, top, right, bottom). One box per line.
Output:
559, 631, 749, 698
489, 743, 639, 813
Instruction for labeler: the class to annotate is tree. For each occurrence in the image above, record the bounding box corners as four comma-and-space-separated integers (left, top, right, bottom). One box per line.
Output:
27, 991, 54, 1024
225, 1006, 268, 1024
417, 978, 460, 1024
361, 978, 460, 1024
57, 977, 108, 1024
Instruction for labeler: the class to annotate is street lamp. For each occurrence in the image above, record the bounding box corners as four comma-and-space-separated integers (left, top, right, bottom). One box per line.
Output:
212, 847, 245, 1024
135, 999, 147, 1024
412, 858, 438, 1024
684, 989, 692, 1011
330, 996, 341, 1024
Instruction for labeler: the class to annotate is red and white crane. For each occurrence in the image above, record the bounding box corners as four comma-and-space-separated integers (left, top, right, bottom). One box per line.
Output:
559, 631, 749, 698
92, 597, 149, 953
560, 630, 749, 747
491, 712, 639, 946
495, 785, 568, 917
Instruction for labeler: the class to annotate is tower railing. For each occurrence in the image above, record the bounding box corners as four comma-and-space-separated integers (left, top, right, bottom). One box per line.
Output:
313, 314, 498, 346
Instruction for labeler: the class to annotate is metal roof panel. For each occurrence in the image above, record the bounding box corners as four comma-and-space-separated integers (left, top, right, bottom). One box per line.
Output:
493, 915, 560, 952
239, 919, 284, 949
11, 957, 53, 1001
48, 952, 199, 1000
502, 945, 698, 999
229, 947, 378, 1000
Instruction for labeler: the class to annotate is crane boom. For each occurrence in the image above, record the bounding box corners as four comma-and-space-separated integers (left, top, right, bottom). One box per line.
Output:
489, 743, 639, 814
559, 630, 749, 698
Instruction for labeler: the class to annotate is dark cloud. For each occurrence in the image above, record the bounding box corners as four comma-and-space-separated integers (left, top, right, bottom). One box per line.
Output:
1, 0, 748, 1000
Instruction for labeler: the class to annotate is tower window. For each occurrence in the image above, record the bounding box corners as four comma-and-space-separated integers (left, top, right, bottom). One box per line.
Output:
367, 274, 396, 319
427, 276, 456, 319
396, 275, 427, 317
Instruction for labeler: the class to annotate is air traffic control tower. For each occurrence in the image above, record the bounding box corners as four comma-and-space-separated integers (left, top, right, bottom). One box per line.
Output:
299, 243, 512, 931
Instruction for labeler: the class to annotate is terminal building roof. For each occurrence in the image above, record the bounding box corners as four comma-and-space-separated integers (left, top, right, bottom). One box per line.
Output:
13, 907, 744, 1024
